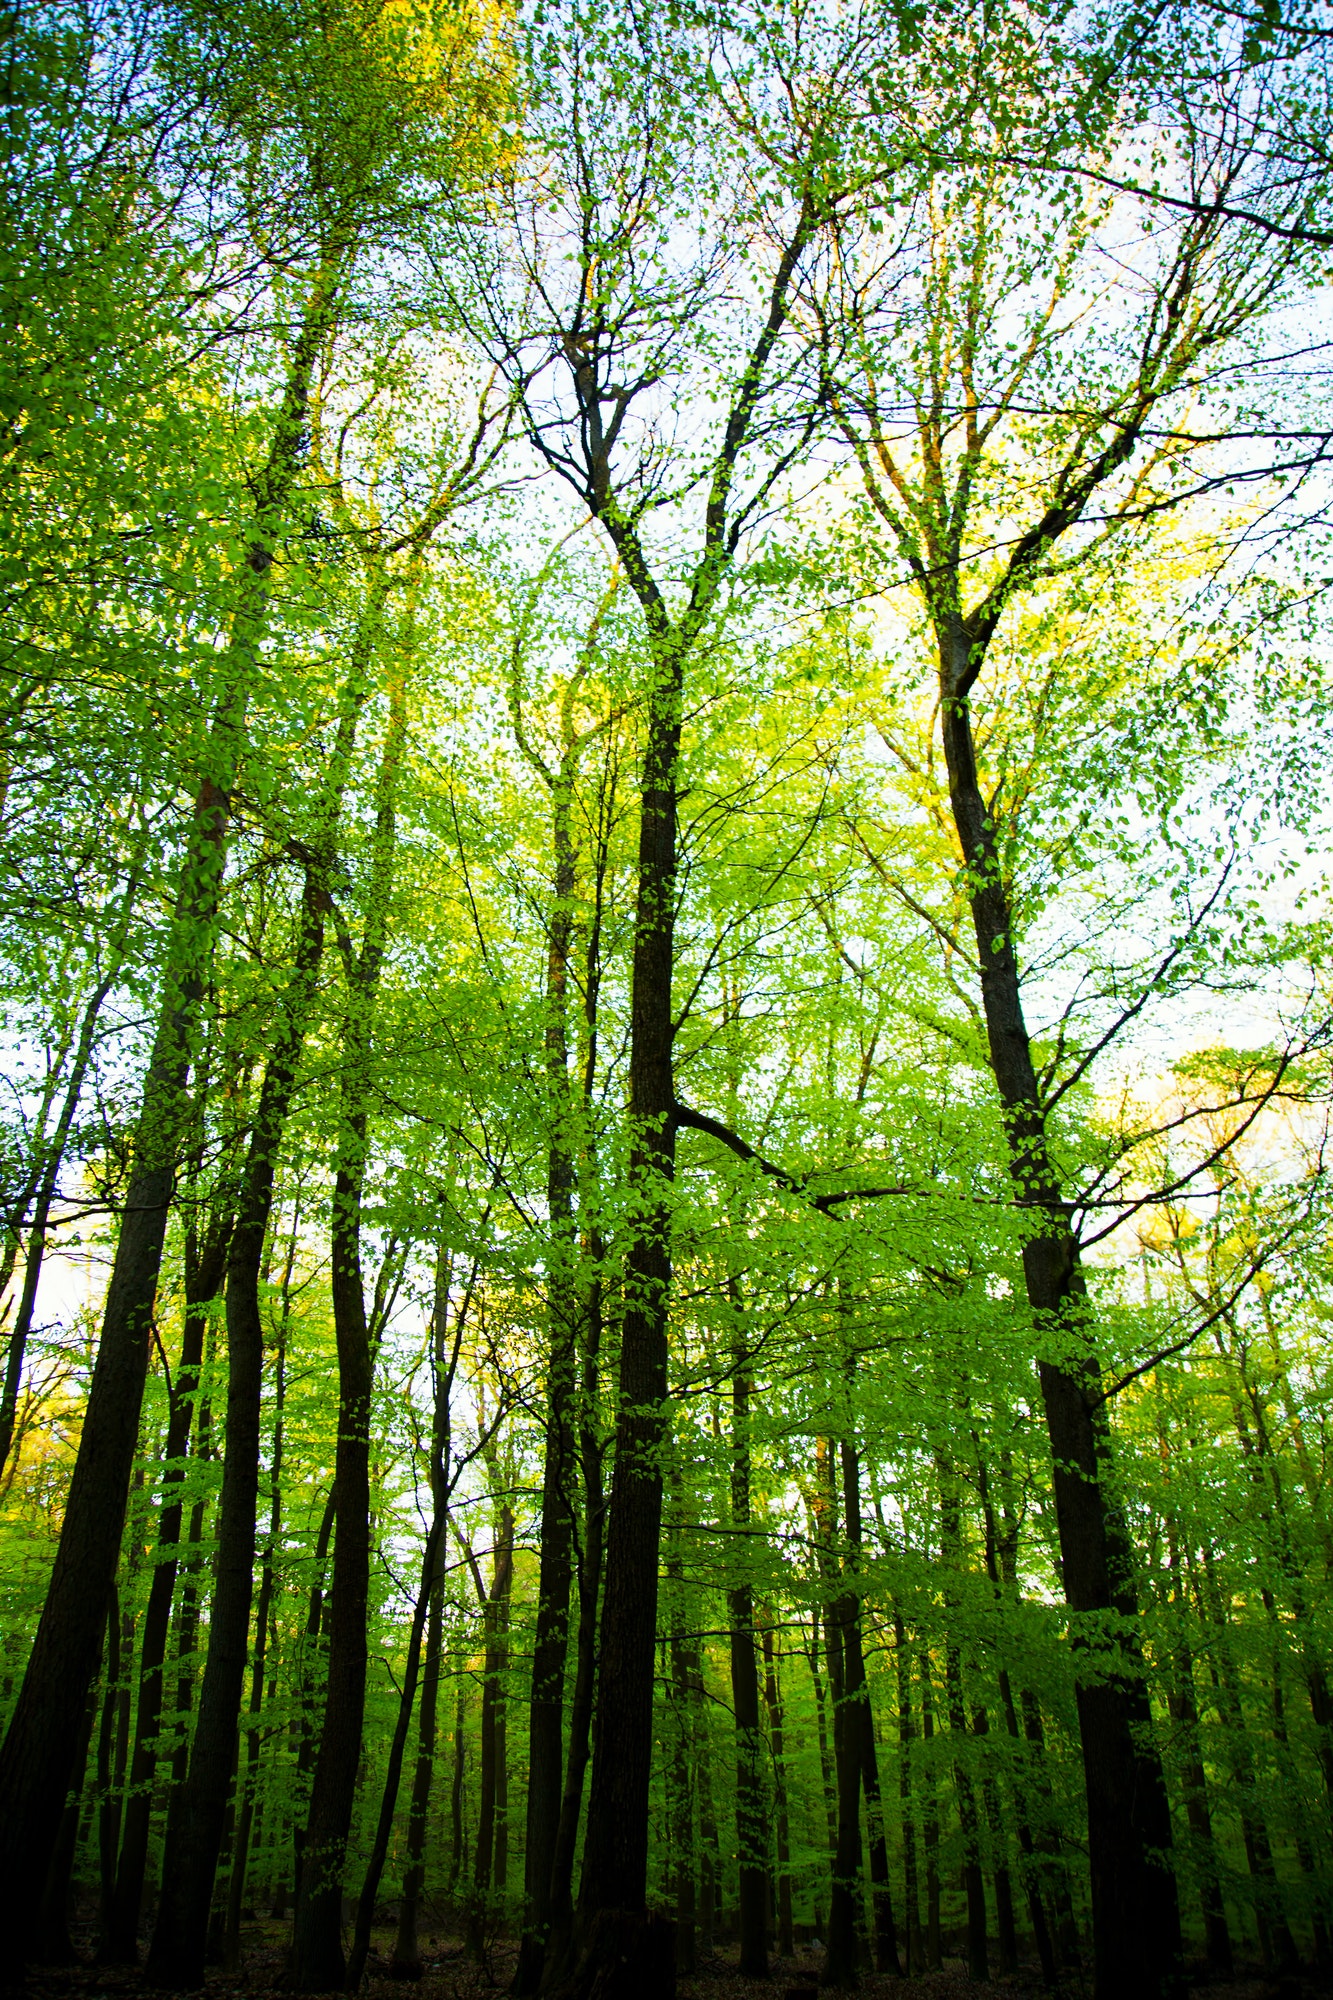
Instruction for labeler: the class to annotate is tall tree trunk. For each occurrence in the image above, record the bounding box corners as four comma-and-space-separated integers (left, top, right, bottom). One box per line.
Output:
0, 279, 342, 1970
761, 1621, 794, 1959
892, 1615, 922, 1978
390, 1586, 445, 1974
347, 1504, 450, 1993
449, 1684, 467, 1908
515, 722, 586, 1994
544, 1251, 607, 1966
160, 1335, 215, 1851
103, 1209, 233, 1963
920, 1661, 942, 1973
97, 1586, 125, 1943
291, 1484, 337, 1905
805, 1607, 838, 1861
469, 1503, 515, 1957
289, 640, 404, 1992
814, 1440, 861, 1990
937, 1451, 987, 1982
1190, 1546, 1296, 1971
839, 1442, 898, 1977
1160, 1495, 1231, 1976
223, 1292, 291, 1973
667, 1608, 698, 1976
975, 1450, 1059, 1988
35, 1667, 102, 1964
937, 644, 1181, 1999
148, 864, 331, 1989
574, 619, 683, 1944
392, 1247, 462, 1978
729, 1345, 768, 1979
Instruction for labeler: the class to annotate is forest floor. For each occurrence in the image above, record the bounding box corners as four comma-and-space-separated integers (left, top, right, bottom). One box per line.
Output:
22, 1921, 1333, 2000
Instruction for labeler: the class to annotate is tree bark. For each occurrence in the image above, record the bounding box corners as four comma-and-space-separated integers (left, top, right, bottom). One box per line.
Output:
148, 865, 331, 1988
728, 1346, 768, 1979
0, 274, 341, 1976
289, 643, 404, 1992
891, 1615, 922, 1978
936, 657, 1182, 1998
838, 1443, 898, 1978
469, 1504, 515, 1957
103, 1209, 232, 1962
392, 1247, 460, 1977
222, 1298, 290, 1973
760, 1622, 794, 1959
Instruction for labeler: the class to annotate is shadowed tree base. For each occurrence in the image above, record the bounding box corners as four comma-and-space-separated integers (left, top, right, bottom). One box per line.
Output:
546, 1910, 676, 2000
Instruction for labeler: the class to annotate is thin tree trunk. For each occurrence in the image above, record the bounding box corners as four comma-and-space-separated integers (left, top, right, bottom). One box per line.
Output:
469, 1505, 515, 1956
0, 281, 341, 1971
148, 864, 331, 1988
392, 1247, 461, 1977
729, 1345, 768, 1980
289, 640, 403, 1993
347, 1507, 449, 1992
667, 1612, 697, 1976
0, 877, 138, 1474
814, 1440, 860, 1990
544, 1256, 606, 1959
806, 1607, 838, 1860
223, 1299, 290, 1973
103, 1207, 232, 1962
761, 1621, 794, 1958
892, 1614, 922, 1978
1190, 1545, 1296, 1971
291, 1484, 337, 1904
449, 1684, 467, 1908
920, 1661, 942, 1973
974, 1450, 1059, 1988
839, 1442, 898, 1977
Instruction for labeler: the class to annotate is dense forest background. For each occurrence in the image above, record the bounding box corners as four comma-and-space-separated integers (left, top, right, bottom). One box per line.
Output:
3, 2, 1333, 1996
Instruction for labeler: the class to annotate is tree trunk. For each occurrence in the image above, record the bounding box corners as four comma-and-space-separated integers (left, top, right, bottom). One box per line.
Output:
544, 1250, 606, 1961
469, 1503, 515, 1957
938, 1453, 987, 1982
97, 1586, 125, 1943
148, 866, 330, 1988
515, 750, 582, 1994
761, 1622, 794, 1959
34, 1667, 102, 1964
392, 1246, 461, 1978
103, 1210, 232, 1963
729, 1351, 768, 1980
892, 1615, 922, 1979
920, 1662, 942, 1973
391, 1580, 445, 1975
223, 1300, 290, 1973
667, 1613, 697, 1977
1191, 1545, 1297, 1971
291, 1484, 337, 1904
813, 1441, 860, 1990
0, 283, 340, 1974
347, 1507, 449, 1992
839, 1443, 898, 1977
289, 646, 403, 1992
449, 1684, 467, 1908
937, 654, 1181, 1999
573, 621, 682, 1942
